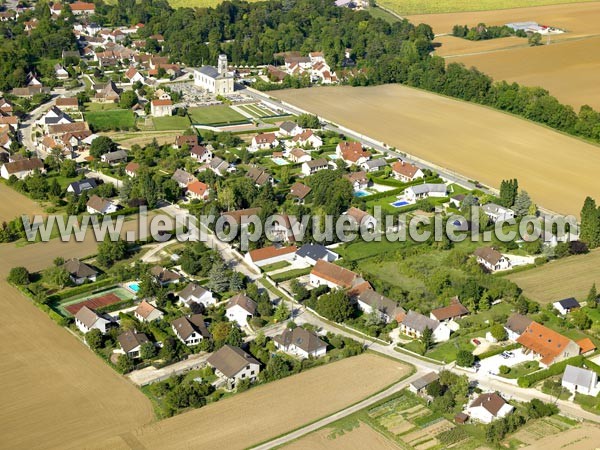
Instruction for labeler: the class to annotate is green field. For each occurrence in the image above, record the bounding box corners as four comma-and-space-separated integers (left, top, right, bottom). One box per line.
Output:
188, 105, 247, 125
85, 109, 136, 131
152, 115, 191, 131
84, 102, 120, 112
377, 0, 597, 15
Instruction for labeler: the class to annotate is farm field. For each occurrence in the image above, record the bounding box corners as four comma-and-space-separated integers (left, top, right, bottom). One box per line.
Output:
85, 109, 136, 131
379, 0, 597, 15
284, 423, 399, 450
98, 354, 411, 449
152, 115, 191, 131
272, 85, 600, 216
523, 421, 600, 449
103, 130, 185, 148
434, 35, 527, 57
188, 104, 247, 125
0, 182, 45, 222
507, 248, 600, 303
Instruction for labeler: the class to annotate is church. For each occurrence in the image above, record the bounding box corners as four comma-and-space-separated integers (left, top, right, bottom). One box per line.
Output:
194, 54, 235, 95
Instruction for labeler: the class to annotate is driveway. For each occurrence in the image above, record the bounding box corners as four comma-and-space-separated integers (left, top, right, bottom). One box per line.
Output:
477, 348, 536, 376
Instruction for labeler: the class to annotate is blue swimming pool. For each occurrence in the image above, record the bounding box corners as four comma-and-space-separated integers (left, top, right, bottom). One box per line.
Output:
391, 200, 410, 208
328, 154, 339, 160
272, 157, 289, 166
128, 282, 140, 293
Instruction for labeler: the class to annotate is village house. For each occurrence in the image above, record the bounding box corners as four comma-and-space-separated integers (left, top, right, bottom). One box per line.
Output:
278, 121, 303, 137
409, 372, 439, 395
178, 283, 216, 307
38, 107, 73, 131
473, 247, 511, 272
356, 289, 405, 323
404, 183, 447, 203
344, 207, 377, 230
344, 171, 369, 191
93, 80, 121, 103
0, 115, 18, 132
562, 365, 599, 396
171, 314, 210, 346
207, 345, 260, 389
482, 203, 515, 223
251, 132, 279, 151
86, 195, 117, 215
193, 54, 235, 95
553, 297, 581, 316
517, 321, 580, 366
70, 1, 96, 15
504, 313, 533, 341
309, 259, 368, 291
125, 67, 145, 84
117, 330, 150, 359
101, 149, 128, 165
400, 310, 451, 342
467, 393, 514, 424
54, 64, 69, 80
75, 305, 115, 334
288, 148, 311, 164
392, 160, 424, 182
134, 300, 164, 322
336, 141, 371, 166
172, 168, 198, 188
296, 243, 338, 266
245, 245, 298, 269
186, 180, 210, 201
62, 258, 98, 285
430, 298, 469, 323
301, 158, 329, 176
150, 266, 181, 286
209, 156, 230, 176
67, 178, 97, 196
174, 135, 198, 149
190, 145, 213, 163
55, 97, 79, 112
577, 338, 596, 356
273, 326, 327, 359
291, 130, 322, 149
125, 161, 140, 177
245, 166, 272, 187
362, 159, 388, 173
150, 99, 174, 117
226, 293, 257, 327
289, 182, 311, 203
1, 158, 45, 180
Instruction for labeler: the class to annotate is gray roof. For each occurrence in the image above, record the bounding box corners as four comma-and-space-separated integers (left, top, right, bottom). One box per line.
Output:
408, 183, 447, 195
305, 158, 328, 169
273, 327, 326, 354
62, 258, 98, 279
68, 178, 97, 195
410, 371, 439, 390
197, 65, 219, 79
505, 313, 532, 335
401, 310, 439, 333
171, 168, 196, 185
296, 243, 329, 260
75, 305, 105, 329
178, 283, 209, 302
363, 159, 387, 169
171, 314, 210, 341
207, 345, 260, 378
118, 330, 149, 353
562, 365, 597, 389
279, 121, 298, 133
482, 203, 513, 215
227, 293, 257, 315
555, 297, 580, 309
357, 289, 404, 318
102, 150, 127, 162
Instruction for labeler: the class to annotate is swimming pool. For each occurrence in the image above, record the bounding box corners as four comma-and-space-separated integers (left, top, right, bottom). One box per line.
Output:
391, 200, 410, 208
354, 190, 370, 197
328, 154, 339, 160
272, 157, 289, 166
127, 282, 140, 293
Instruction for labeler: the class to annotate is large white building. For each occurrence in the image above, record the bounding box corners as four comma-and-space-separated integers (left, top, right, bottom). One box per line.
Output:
194, 54, 234, 95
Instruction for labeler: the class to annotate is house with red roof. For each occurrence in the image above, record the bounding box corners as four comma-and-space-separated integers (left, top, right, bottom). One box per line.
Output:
392, 160, 424, 182
186, 180, 210, 200
336, 141, 371, 166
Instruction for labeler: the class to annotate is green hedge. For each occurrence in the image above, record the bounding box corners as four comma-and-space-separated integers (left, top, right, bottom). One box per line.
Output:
96, 298, 135, 314
47, 277, 115, 302
517, 355, 584, 387
270, 267, 312, 283
477, 342, 520, 361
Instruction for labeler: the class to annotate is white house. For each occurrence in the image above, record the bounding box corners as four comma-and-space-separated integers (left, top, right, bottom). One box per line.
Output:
251, 133, 279, 151
288, 148, 311, 164
336, 141, 371, 166
207, 345, 260, 389
244, 245, 298, 269
62, 258, 98, 285
117, 330, 150, 359
190, 145, 213, 163
54, 64, 69, 80
75, 306, 114, 334
562, 365, 600, 396
186, 180, 210, 201
553, 297, 581, 316
273, 326, 327, 359
86, 195, 117, 215
467, 393, 514, 424
171, 314, 211, 346
100, 150, 128, 165
392, 160, 424, 182
473, 247, 511, 272
151, 99, 173, 117
344, 207, 377, 230
134, 300, 164, 322
125, 67, 145, 84
309, 259, 366, 291
278, 121, 302, 137
1, 158, 45, 180
482, 203, 515, 223
404, 183, 447, 203
301, 158, 329, 176
400, 311, 451, 343
356, 289, 404, 324
296, 243, 338, 266
178, 283, 216, 307
292, 130, 322, 149
226, 293, 257, 327
344, 171, 369, 191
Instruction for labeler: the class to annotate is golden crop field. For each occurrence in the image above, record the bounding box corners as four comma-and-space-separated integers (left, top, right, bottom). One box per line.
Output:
285, 422, 400, 450
0, 182, 45, 223
507, 248, 600, 303
272, 85, 600, 216
384, 0, 598, 16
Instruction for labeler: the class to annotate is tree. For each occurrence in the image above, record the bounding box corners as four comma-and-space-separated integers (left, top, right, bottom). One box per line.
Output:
580, 197, 600, 248
116, 354, 134, 373
226, 325, 243, 347
421, 326, 434, 351
43, 266, 71, 289
7, 266, 30, 285
296, 113, 320, 128
119, 90, 138, 109
572, 309, 592, 330
426, 379, 443, 397
315, 290, 355, 322
140, 342, 157, 359
588, 283, 598, 308
206, 262, 230, 293
456, 350, 474, 367
274, 301, 290, 322
513, 190, 532, 217
264, 355, 292, 381
89, 136, 118, 158
97, 236, 128, 267
229, 271, 245, 291
499, 178, 518, 208
85, 329, 103, 350
490, 324, 507, 342
528, 32, 542, 46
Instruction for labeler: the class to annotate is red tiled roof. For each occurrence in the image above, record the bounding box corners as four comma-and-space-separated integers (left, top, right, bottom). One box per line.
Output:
311, 260, 358, 289
517, 322, 574, 365
392, 160, 420, 178
248, 245, 297, 263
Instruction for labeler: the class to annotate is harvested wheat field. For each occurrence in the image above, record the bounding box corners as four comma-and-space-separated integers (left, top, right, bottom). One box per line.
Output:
0, 182, 45, 223
284, 422, 399, 450
407, 2, 600, 37
97, 354, 410, 450
380, 0, 596, 15
450, 35, 600, 110
523, 422, 600, 449
507, 248, 600, 303
273, 85, 600, 216
434, 35, 527, 57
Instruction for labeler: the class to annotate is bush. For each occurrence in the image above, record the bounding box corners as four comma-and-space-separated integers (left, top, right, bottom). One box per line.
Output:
456, 350, 475, 367
7, 266, 30, 285
518, 355, 584, 387
499, 365, 510, 375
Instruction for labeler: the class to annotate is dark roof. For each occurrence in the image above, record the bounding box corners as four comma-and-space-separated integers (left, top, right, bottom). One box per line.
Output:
150, 266, 181, 283
171, 314, 210, 340
226, 293, 257, 315
430, 298, 469, 321
62, 258, 98, 279
178, 283, 209, 301
357, 289, 404, 318
470, 393, 507, 416
207, 345, 260, 378
68, 178, 97, 195
401, 311, 439, 333
305, 158, 328, 169
118, 330, 149, 353
505, 313, 532, 335
473, 247, 503, 266
101, 150, 127, 162
289, 182, 311, 199
198, 65, 220, 79
279, 121, 298, 133
555, 297, 580, 309
75, 305, 104, 329
410, 372, 439, 390
273, 327, 326, 354
296, 243, 329, 260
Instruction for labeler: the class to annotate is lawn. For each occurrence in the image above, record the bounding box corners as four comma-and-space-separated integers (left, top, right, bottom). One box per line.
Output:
85, 109, 136, 131
377, 0, 597, 15
498, 360, 540, 379
270, 267, 312, 282
188, 105, 247, 125
84, 102, 120, 112
152, 115, 191, 131
260, 260, 291, 272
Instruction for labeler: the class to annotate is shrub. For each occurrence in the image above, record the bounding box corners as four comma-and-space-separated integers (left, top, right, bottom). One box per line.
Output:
499, 365, 510, 375
518, 356, 584, 387
7, 266, 30, 285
